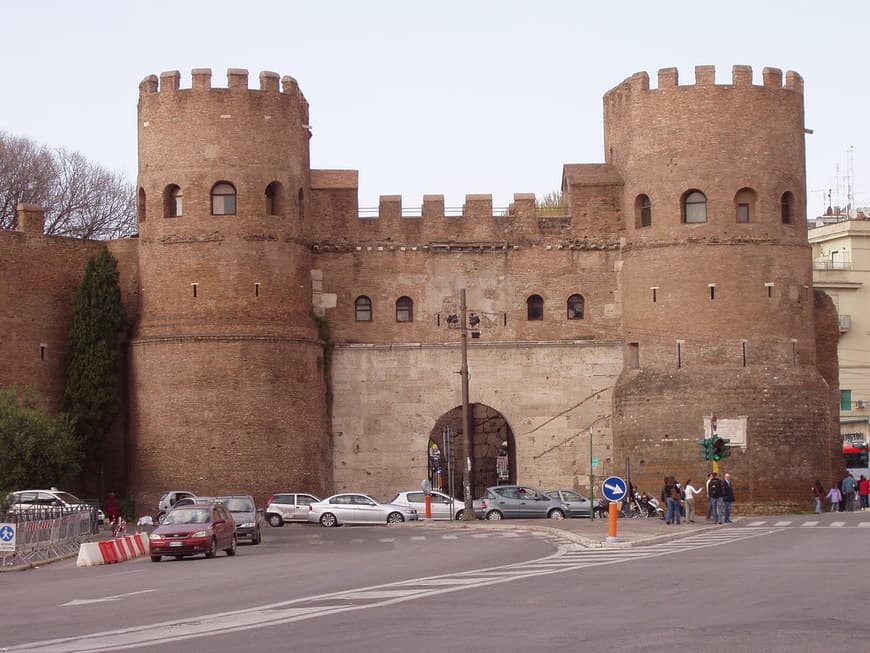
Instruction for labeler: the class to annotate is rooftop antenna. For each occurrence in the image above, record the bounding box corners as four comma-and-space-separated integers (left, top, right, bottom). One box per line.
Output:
847, 145, 856, 219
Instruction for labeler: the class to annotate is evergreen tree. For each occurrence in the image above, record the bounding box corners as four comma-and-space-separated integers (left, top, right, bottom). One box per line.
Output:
62, 249, 126, 477
0, 387, 81, 499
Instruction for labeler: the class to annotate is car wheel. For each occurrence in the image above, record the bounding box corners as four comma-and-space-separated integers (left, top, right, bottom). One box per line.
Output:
486, 510, 503, 521
226, 534, 237, 556
205, 537, 217, 559
267, 513, 283, 528
150, 555, 161, 563
455, 510, 464, 521
548, 509, 566, 520
320, 512, 338, 527
386, 512, 405, 524
156, 511, 165, 524
252, 529, 261, 545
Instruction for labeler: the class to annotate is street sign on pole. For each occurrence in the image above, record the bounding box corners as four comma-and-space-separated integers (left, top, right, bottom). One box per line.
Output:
601, 476, 627, 503
0, 523, 16, 552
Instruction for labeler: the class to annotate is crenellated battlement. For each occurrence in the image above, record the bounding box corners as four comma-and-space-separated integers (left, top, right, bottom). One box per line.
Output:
605, 64, 804, 97
138, 68, 305, 99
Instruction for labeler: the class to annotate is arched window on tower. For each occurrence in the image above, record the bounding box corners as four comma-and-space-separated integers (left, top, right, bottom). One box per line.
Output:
682, 190, 707, 224
138, 187, 147, 223
396, 296, 413, 322
211, 182, 237, 216
265, 182, 284, 216
735, 187, 757, 223
567, 294, 585, 320
781, 191, 795, 224
527, 294, 544, 321
355, 296, 372, 322
163, 184, 182, 218
635, 194, 652, 228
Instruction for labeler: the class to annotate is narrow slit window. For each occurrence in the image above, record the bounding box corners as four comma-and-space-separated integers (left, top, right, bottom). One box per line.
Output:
791, 339, 797, 366
766, 282, 774, 298
742, 340, 747, 367
709, 284, 716, 300
192, 283, 198, 298
255, 283, 261, 298
676, 341, 684, 368
40, 344, 47, 361
651, 287, 658, 303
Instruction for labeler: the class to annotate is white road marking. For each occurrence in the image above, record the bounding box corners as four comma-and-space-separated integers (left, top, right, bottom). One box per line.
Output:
378, 537, 396, 542
801, 521, 819, 527
774, 521, 792, 527
441, 534, 458, 539
410, 536, 426, 541
60, 589, 158, 607
831, 521, 846, 527
748, 521, 766, 526
858, 522, 870, 528
11, 527, 791, 652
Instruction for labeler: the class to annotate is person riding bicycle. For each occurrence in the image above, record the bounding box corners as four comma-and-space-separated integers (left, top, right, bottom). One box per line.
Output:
106, 492, 125, 536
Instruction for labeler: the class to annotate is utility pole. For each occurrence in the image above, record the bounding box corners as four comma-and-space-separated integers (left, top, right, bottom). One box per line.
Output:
460, 288, 475, 520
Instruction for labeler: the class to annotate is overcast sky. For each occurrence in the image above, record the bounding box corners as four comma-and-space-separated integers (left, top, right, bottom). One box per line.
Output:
1, 0, 867, 213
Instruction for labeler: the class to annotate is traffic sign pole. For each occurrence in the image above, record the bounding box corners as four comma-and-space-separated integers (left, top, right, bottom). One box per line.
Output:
601, 476, 627, 543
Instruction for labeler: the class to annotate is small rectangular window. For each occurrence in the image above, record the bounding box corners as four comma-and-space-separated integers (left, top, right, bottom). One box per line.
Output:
841, 389, 853, 411
40, 344, 47, 361
627, 343, 639, 369
191, 283, 198, 298
709, 284, 716, 300
255, 283, 261, 298
736, 203, 750, 223
765, 282, 774, 298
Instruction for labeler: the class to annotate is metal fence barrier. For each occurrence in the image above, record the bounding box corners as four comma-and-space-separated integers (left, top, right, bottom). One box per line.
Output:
1, 507, 99, 568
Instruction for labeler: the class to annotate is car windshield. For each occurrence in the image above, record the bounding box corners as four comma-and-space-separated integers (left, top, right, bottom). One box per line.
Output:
221, 498, 254, 512
164, 509, 210, 525
54, 492, 83, 504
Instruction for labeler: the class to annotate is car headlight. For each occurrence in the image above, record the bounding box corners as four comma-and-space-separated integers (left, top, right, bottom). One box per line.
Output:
191, 530, 208, 538
149, 533, 163, 541
239, 522, 254, 529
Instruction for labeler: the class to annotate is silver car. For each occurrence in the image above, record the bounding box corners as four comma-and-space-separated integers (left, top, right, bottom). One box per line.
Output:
390, 490, 465, 521
474, 485, 568, 520
307, 493, 418, 527
544, 489, 593, 518
265, 492, 320, 527
217, 495, 265, 544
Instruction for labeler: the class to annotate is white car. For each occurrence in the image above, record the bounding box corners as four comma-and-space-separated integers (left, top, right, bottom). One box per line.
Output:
389, 490, 466, 520
7, 488, 106, 523
307, 493, 418, 527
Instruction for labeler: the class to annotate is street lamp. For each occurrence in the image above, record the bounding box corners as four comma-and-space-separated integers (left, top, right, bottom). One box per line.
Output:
446, 289, 477, 521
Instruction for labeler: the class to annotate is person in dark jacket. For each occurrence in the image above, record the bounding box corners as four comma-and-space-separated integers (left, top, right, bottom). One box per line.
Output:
661, 476, 681, 525
722, 472, 735, 523
707, 473, 724, 524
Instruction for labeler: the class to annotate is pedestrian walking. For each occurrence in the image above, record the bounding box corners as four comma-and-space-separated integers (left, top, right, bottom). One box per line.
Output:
859, 475, 869, 511
707, 473, 725, 524
661, 476, 681, 525
826, 485, 842, 512
811, 480, 824, 514
841, 473, 857, 512
683, 479, 703, 523
722, 472, 735, 522
705, 472, 714, 521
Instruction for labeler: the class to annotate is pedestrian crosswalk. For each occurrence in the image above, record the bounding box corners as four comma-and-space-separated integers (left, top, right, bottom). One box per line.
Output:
745, 519, 870, 528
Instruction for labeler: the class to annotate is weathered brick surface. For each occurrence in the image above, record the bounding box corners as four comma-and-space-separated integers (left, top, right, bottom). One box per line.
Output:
0, 65, 842, 515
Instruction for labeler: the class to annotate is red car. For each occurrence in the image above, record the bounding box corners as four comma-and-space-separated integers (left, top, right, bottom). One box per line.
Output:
149, 503, 237, 562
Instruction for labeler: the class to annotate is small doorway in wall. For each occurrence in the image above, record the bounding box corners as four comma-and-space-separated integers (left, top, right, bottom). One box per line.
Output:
428, 403, 515, 501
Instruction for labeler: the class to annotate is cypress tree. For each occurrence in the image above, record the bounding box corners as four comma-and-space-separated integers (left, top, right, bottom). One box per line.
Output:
62, 248, 126, 478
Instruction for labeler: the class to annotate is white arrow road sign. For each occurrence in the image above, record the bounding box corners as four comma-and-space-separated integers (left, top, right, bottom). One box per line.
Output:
61, 589, 158, 607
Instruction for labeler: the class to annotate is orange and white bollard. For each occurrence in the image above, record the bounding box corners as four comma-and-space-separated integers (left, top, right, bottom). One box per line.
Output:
606, 501, 619, 543
425, 495, 432, 519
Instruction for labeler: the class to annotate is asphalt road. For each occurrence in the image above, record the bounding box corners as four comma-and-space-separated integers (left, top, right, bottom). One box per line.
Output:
3, 515, 870, 652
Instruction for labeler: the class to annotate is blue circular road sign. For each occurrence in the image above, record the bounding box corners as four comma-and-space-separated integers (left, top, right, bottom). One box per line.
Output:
601, 476, 627, 502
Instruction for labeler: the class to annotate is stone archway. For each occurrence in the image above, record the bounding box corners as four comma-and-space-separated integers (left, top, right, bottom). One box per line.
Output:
428, 403, 515, 500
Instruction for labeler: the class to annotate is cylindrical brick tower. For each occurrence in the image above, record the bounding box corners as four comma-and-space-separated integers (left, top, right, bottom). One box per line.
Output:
129, 68, 331, 511
609, 65, 839, 510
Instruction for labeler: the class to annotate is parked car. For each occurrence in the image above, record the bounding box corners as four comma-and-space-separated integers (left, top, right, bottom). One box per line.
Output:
172, 496, 215, 509
217, 495, 264, 544
389, 490, 465, 520
149, 502, 237, 561
307, 493, 418, 527
265, 492, 321, 527
473, 485, 568, 520
544, 489, 593, 518
156, 490, 197, 523
7, 489, 105, 524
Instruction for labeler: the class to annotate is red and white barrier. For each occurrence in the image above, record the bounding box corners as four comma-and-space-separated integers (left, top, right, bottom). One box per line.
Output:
77, 533, 150, 567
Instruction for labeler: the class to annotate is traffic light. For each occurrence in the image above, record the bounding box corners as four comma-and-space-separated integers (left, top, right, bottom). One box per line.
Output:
712, 437, 731, 461
698, 438, 713, 461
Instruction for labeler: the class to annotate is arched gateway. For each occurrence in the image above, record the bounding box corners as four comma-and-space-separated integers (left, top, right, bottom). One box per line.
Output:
427, 403, 515, 500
